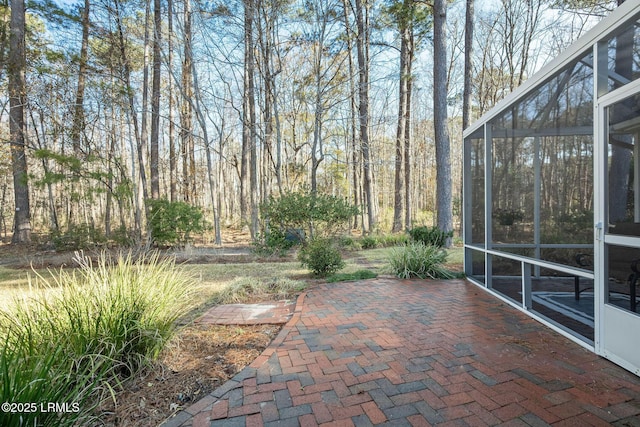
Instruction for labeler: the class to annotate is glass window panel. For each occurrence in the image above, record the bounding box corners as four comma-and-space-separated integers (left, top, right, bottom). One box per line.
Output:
488, 52, 594, 266
607, 244, 640, 316
490, 255, 522, 305
491, 136, 535, 244
607, 93, 640, 235
539, 136, 593, 246
466, 248, 485, 285
469, 137, 485, 245
540, 248, 594, 272
606, 19, 640, 93
530, 272, 594, 342
492, 247, 535, 259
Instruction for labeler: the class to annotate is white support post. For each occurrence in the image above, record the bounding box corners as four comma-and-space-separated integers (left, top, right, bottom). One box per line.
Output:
485, 124, 493, 289
593, 40, 608, 352
534, 136, 541, 278
522, 262, 532, 310
463, 135, 473, 276
635, 132, 639, 223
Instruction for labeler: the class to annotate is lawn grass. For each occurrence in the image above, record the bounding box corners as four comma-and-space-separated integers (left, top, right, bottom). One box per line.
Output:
0, 266, 57, 309
0, 246, 464, 312
180, 261, 307, 309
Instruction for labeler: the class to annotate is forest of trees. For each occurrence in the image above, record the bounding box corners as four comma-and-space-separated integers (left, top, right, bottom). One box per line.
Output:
0, 0, 617, 246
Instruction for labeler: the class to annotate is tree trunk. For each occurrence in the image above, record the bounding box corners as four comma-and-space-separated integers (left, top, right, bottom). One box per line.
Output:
241, 0, 254, 226
66, 0, 90, 227
463, 0, 474, 130
181, 0, 194, 202
354, 0, 375, 233
310, 15, 326, 195
393, 20, 411, 233
9, 0, 30, 244
404, 35, 413, 231
71, 0, 89, 154
433, 0, 453, 246
31, 110, 58, 231
140, 0, 151, 198
242, 0, 258, 238
150, 0, 161, 199
168, 0, 177, 202
257, 0, 283, 195
311, 85, 323, 194
115, 0, 148, 237
191, 60, 222, 245
106, 111, 116, 238
341, 0, 359, 229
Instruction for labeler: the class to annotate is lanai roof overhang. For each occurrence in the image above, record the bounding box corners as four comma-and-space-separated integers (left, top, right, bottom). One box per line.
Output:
463, 1, 640, 142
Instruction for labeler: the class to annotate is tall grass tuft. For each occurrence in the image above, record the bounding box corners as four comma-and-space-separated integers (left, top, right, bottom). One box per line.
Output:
0, 251, 198, 425
387, 242, 455, 280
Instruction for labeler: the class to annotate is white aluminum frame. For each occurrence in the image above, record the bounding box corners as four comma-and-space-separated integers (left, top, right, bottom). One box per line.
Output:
462, 1, 640, 372
595, 77, 640, 375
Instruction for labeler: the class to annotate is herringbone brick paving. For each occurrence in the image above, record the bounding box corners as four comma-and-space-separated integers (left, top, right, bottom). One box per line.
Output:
162, 278, 640, 426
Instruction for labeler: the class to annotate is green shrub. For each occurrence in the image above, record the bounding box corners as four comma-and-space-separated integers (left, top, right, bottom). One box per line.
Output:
147, 199, 206, 247
363, 233, 410, 248
215, 277, 306, 304
407, 226, 453, 248
338, 235, 362, 250
111, 225, 135, 247
50, 223, 107, 251
327, 269, 377, 283
298, 239, 345, 277
494, 208, 524, 226
260, 190, 358, 243
0, 252, 197, 425
360, 235, 380, 249
380, 233, 410, 247
387, 242, 455, 279
352, 234, 410, 251
253, 229, 297, 256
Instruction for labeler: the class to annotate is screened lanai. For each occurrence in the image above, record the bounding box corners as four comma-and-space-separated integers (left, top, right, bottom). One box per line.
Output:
463, 0, 640, 375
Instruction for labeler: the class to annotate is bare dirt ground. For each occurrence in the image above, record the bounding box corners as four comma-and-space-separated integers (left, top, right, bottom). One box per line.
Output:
99, 323, 281, 427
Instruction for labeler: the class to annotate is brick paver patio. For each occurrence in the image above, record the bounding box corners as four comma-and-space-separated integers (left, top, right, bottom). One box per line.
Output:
163, 278, 640, 426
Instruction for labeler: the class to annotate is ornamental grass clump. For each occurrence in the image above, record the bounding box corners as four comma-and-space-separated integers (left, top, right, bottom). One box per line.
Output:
387, 242, 455, 280
0, 251, 198, 426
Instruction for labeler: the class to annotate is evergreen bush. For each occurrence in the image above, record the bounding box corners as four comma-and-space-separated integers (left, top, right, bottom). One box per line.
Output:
298, 239, 345, 277
259, 190, 358, 244
407, 225, 453, 248
147, 199, 206, 247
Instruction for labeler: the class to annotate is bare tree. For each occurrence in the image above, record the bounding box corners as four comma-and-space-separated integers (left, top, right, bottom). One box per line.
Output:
150, 0, 161, 199
341, 0, 360, 229
354, 0, 376, 233
168, 0, 177, 202
242, 0, 259, 238
181, 0, 195, 202
463, 0, 474, 130
390, 0, 418, 232
115, 0, 148, 234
